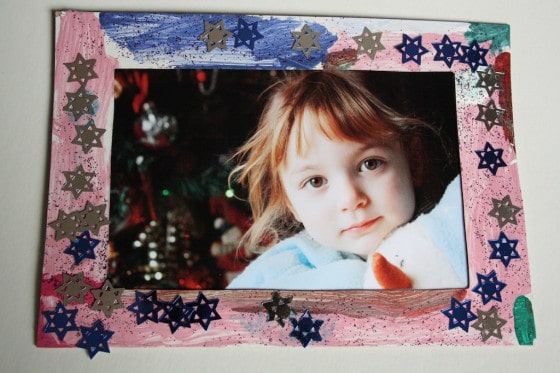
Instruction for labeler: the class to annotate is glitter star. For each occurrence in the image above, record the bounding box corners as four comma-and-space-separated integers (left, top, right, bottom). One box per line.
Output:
55, 272, 92, 305
232, 18, 264, 50
489, 231, 521, 267
61, 164, 95, 199
291, 24, 322, 59
158, 295, 195, 334
63, 87, 97, 121
290, 310, 323, 347
72, 119, 106, 153
476, 99, 506, 131
64, 230, 99, 265
64, 53, 98, 86
489, 195, 522, 228
91, 279, 125, 318
42, 301, 79, 341
395, 34, 429, 65
441, 297, 478, 332
262, 291, 295, 327
432, 35, 461, 68
76, 201, 109, 235
127, 290, 161, 325
475, 142, 507, 176
76, 320, 114, 359
198, 20, 233, 52
459, 40, 489, 72
472, 270, 507, 305
48, 209, 81, 241
472, 306, 507, 342
352, 27, 385, 60
476, 66, 505, 96
186, 292, 221, 331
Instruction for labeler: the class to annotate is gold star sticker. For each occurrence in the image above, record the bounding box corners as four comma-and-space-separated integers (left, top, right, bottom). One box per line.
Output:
48, 209, 81, 241
198, 20, 233, 52
471, 306, 507, 342
61, 164, 95, 199
291, 24, 322, 58
72, 119, 106, 153
64, 53, 98, 85
76, 201, 109, 235
489, 195, 522, 228
63, 87, 97, 121
56, 272, 92, 305
352, 27, 385, 60
91, 279, 125, 317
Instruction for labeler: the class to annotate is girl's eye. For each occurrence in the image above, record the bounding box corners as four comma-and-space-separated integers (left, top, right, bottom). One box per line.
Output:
360, 158, 383, 172
305, 177, 326, 189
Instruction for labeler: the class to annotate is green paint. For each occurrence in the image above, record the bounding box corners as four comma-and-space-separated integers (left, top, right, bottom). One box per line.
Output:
465, 23, 510, 54
513, 295, 536, 345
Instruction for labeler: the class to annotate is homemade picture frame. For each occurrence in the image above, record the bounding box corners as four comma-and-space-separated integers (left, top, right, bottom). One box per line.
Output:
37, 10, 534, 356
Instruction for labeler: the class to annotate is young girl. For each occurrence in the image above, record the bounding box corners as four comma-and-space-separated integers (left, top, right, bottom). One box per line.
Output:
227, 70, 467, 290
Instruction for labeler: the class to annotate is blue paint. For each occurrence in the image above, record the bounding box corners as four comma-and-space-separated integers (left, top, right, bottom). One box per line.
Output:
99, 13, 337, 69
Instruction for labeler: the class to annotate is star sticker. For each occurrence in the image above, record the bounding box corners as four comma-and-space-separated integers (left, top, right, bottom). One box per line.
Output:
63, 87, 97, 121
290, 310, 324, 347
76, 320, 114, 359
64, 53, 98, 86
64, 230, 99, 265
476, 66, 505, 96
76, 201, 110, 235
476, 99, 506, 131
291, 24, 322, 59
441, 297, 478, 332
432, 35, 462, 68
459, 40, 489, 72
489, 195, 522, 228
395, 34, 429, 65
475, 142, 507, 176
72, 119, 106, 153
42, 301, 79, 341
61, 164, 95, 199
186, 292, 221, 331
127, 290, 162, 325
232, 18, 264, 50
472, 270, 507, 305
56, 272, 92, 305
91, 279, 125, 318
48, 209, 81, 241
198, 20, 233, 52
489, 231, 521, 267
352, 27, 385, 60
158, 295, 195, 334
262, 291, 295, 327
471, 306, 507, 342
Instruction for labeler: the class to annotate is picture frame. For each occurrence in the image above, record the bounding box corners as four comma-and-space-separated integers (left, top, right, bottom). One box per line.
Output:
37, 10, 534, 355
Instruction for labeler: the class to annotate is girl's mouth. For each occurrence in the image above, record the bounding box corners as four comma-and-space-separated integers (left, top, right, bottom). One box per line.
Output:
342, 217, 380, 235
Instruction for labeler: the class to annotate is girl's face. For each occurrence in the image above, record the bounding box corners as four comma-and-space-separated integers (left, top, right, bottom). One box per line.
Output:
280, 109, 416, 258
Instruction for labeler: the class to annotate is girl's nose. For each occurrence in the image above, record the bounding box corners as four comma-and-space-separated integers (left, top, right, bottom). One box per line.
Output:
337, 177, 368, 211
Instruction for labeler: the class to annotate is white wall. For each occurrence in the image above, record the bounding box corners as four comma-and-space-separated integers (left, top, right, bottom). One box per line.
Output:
1, 0, 558, 371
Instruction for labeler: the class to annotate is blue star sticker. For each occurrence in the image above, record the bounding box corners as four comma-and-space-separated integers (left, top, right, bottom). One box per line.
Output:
42, 302, 79, 341
475, 142, 507, 175
290, 310, 324, 347
441, 297, 478, 332
127, 290, 161, 325
158, 295, 195, 334
472, 270, 507, 305
232, 18, 263, 50
459, 40, 489, 72
76, 320, 114, 359
186, 292, 221, 331
395, 34, 429, 65
63, 230, 99, 265
489, 231, 520, 267
432, 35, 461, 68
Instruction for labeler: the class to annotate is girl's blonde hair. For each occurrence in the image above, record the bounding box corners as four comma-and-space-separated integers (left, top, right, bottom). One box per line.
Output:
231, 70, 452, 253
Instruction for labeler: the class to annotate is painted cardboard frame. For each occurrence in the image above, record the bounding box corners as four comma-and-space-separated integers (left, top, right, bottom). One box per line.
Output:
37, 11, 534, 352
